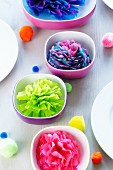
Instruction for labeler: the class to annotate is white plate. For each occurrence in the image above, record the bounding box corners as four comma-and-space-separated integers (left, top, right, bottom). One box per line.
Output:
0, 19, 18, 82
91, 81, 113, 159
102, 0, 113, 10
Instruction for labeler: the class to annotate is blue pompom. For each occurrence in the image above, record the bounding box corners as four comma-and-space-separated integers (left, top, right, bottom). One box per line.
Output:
0, 132, 8, 139
32, 66, 39, 72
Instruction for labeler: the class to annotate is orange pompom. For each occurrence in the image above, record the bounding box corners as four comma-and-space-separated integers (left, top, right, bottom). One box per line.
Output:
19, 26, 33, 42
91, 152, 102, 164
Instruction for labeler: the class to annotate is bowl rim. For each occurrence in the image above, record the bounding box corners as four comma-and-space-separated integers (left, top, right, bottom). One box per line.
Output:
30, 126, 90, 170
44, 31, 96, 72
12, 73, 67, 119
22, 0, 96, 22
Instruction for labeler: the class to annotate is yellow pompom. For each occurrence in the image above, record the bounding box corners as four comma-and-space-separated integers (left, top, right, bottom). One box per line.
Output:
68, 116, 85, 132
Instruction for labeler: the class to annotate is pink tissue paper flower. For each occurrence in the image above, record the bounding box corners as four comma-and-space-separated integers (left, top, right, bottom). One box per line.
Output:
36, 130, 80, 170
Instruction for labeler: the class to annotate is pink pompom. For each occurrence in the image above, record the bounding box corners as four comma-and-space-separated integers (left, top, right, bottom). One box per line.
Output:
102, 33, 113, 48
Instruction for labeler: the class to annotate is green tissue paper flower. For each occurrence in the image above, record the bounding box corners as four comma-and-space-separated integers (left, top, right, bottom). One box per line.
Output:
16, 79, 64, 117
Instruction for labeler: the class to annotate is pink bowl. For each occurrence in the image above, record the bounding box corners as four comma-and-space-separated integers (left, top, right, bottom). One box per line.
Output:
31, 126, 90, 170
44, 31, 96, 79
22, 0, 96, 29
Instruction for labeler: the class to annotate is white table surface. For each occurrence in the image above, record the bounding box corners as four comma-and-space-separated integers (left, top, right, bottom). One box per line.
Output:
0, 0, 113, 169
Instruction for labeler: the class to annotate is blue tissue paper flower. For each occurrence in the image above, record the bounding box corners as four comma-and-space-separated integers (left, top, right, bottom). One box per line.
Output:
27, 0, 85, 20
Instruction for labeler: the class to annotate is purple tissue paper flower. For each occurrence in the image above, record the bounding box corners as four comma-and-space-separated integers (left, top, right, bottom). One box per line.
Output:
47, 40, 91, 70
27, 0, 85, 19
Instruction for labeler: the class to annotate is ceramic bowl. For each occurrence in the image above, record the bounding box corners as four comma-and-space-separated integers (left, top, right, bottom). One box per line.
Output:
22, 0, 96, 29
12, 74, 67, 125
44, 31, 96, 79
31, 126, 90, 170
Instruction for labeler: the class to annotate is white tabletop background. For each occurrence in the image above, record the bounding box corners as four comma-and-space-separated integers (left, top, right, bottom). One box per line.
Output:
0, 0, 113, 169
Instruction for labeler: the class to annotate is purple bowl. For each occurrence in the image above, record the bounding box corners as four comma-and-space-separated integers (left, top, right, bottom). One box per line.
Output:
12, 74, 67, 125
22, 0, 96, 29
44, 31, 96, 79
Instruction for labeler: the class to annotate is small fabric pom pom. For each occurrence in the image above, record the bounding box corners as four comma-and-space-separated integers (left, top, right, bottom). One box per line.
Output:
102, 33, 113, 48
65, 82, 72, 93
0, 132, 8, 139
19, 26, 33, 42
32, 66, 39, 72
68, 116, 85, 132
91, 152, 102, 164
0, 138, 18, 158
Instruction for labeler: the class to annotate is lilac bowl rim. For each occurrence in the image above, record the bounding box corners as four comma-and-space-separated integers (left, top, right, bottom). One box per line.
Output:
22, 0, 96, 22
12, 73, 67, 120
44, 31, 96, 73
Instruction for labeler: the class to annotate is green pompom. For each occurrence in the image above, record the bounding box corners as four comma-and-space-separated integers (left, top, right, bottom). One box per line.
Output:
65, 83, 72, 93
0, 138, 18, 158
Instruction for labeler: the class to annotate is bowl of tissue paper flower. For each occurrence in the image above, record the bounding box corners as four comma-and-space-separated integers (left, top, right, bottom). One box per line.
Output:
22, 0, 96, 29
31, 126, 90, 170
45, 31, 96, 79
13, 74, 67, 124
